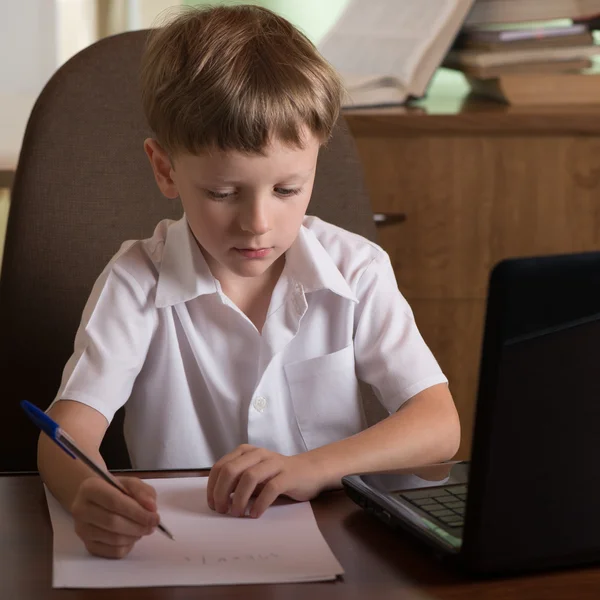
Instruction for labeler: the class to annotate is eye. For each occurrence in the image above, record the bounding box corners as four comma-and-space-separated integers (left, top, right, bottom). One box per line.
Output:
205, 190, 235, 200
274, 187, 302, 197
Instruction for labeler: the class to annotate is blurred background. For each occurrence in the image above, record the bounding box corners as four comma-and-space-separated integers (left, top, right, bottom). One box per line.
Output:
0, 0, 467, 270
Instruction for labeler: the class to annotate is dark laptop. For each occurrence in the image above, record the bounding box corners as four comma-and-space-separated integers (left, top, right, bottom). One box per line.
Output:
343, 251, 600, 576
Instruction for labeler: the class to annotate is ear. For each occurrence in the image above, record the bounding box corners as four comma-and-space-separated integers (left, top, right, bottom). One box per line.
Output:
144, 138, 179, 199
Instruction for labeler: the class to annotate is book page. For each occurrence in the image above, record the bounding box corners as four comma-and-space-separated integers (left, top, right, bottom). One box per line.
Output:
318, 0, 465, 89
45, 477, 344, 588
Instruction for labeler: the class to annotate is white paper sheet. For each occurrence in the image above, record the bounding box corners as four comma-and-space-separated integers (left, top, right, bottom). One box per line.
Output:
45, 477, 344, 589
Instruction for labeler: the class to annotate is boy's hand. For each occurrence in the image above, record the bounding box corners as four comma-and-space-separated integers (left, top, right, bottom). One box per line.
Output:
71, 476, 160, 559
207, 444, 326, 518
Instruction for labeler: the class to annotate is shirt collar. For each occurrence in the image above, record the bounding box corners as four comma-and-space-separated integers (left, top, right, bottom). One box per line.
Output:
155, 217, 218, 308
285, 223, 358, 303
155, 216, 358, 308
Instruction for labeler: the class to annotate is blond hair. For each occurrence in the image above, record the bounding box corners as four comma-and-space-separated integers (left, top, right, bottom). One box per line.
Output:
140, 4, 343, 156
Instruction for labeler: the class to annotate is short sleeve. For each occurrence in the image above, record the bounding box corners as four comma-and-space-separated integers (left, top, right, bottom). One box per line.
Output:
353, 251, 447, 414
53, 260, 157, 423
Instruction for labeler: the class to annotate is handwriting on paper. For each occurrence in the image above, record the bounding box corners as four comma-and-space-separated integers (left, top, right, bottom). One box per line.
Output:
183, 553, 280, 566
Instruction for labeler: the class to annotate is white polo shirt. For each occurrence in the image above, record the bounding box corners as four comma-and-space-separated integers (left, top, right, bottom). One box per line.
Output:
55, 215, 447, 469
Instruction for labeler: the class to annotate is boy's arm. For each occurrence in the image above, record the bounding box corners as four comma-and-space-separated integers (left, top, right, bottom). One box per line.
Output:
207, 383, 460, 518
37, 400, 110, 511
304, 382, 460, 488
38, 253, 158, 558
38, 399, 159, 559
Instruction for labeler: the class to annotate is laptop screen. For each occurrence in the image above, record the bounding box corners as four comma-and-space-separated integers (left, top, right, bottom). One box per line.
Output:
465, 252, 600, 572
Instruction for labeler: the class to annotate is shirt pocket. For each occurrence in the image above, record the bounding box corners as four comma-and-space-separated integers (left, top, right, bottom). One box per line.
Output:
284, 344, 365, 451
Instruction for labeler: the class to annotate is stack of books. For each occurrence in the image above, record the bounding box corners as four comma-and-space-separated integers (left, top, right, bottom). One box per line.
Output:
444, 0, 600, 105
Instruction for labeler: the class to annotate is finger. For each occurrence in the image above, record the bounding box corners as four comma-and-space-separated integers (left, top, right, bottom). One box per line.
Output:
230, 460, 282, 518
207, 446, 251, 507
212, 450, 266, 514
207, 445, 256, 510
84, 540, 135, 560
119, 477, 158, 512
82, 478, 158, 529
75, 521, 142, 547
211, 444, 257, 472
75, 501, 156, 537
250, 476, 285, 518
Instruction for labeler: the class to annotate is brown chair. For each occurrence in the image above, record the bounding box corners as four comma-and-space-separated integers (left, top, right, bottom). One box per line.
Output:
0, 30, 380, 472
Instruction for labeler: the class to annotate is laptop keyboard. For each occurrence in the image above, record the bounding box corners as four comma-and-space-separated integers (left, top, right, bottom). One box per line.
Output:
397, 484, 467, 529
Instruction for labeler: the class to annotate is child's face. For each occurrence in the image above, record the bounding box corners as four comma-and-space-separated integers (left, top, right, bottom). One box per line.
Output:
146, 132, 319, 283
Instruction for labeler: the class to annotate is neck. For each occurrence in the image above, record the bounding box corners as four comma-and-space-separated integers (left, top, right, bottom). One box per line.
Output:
218, 255, 286, 332
222, 254, 285, 297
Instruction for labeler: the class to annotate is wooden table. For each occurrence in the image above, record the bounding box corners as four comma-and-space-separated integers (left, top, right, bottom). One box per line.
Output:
3, 470, 600, 599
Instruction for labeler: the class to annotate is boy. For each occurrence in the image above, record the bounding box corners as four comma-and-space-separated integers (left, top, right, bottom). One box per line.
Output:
38, 5, 460, 559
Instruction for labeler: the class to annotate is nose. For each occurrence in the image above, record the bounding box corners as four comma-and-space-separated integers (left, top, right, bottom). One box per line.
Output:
238, 195, 271, 236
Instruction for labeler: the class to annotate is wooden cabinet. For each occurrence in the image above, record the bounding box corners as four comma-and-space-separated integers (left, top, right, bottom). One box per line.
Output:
345, 97, 600, 460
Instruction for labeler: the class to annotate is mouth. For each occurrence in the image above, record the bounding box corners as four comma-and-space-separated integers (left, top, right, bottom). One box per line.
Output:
234, 247, 273, 259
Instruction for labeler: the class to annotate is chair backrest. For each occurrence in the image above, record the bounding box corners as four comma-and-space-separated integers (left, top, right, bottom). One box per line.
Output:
0, 30, 377, 472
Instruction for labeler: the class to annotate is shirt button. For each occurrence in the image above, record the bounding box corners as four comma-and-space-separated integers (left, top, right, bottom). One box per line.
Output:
253, 396, 267, 413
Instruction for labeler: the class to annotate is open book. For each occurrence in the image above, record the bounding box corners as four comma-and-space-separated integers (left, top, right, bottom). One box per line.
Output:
318, 0, 475, 108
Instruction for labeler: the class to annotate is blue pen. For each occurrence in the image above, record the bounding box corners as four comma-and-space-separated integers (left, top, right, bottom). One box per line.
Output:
21, 400, 175, 541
